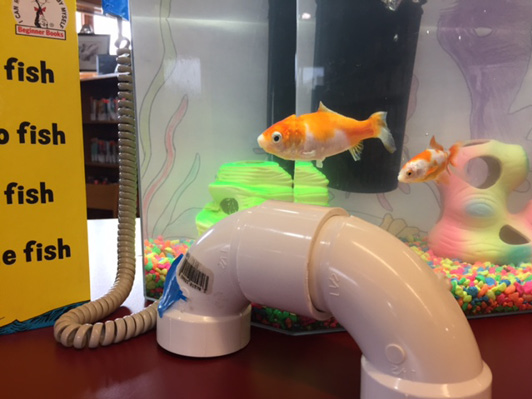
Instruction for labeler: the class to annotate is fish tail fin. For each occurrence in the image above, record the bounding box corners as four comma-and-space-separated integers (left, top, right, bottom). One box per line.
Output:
371, 111, 396, 153
448, 141, 462, 167
440, 141, 464, 183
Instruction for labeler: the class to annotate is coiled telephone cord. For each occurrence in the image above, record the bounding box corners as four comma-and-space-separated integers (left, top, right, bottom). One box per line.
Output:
53, 45, 159, 349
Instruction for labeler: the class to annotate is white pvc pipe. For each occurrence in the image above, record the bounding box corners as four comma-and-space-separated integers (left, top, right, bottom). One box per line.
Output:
157, 201, 491, 399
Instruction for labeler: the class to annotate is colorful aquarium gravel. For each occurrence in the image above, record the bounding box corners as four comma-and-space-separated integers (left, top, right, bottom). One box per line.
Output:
143, 237, 194, 299
251, 304, 342, 334
404, 236, 532, 316
144, 234, 532, 331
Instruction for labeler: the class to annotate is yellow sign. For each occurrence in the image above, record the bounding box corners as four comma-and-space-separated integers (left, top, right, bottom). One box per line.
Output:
0, 0, 90, 333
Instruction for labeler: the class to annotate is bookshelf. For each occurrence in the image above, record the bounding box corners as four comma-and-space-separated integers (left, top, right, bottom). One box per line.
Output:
80, 73, 120, 218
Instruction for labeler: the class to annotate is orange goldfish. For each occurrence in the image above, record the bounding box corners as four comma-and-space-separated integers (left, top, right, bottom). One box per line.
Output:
398, 136, 462, 184
257, 102, 396, 167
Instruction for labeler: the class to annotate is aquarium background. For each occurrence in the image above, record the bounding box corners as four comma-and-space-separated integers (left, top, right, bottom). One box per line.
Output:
130, 0, 532, 320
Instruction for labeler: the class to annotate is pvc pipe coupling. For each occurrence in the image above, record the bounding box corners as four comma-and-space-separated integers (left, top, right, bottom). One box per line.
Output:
157, 201, 492, 399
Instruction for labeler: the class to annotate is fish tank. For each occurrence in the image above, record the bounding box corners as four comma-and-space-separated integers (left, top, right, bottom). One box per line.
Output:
129, 0, 532, 333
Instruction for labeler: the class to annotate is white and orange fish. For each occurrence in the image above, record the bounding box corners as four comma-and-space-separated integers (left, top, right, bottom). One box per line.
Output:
257, 102, 396, 167
398, 136, 462, 184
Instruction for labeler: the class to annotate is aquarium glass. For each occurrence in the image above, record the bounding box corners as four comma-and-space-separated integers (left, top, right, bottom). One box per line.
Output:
130, 0, 532, 325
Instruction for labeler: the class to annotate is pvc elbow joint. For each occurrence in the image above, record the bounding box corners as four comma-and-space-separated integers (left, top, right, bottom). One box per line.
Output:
157, 201, 491, 399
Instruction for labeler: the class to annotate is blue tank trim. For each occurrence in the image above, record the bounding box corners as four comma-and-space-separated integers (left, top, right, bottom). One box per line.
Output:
0, 301, 88, 335
158, 254, 188, 318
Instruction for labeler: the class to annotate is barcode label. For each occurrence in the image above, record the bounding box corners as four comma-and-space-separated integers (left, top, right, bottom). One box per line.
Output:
178, 253, 212, 293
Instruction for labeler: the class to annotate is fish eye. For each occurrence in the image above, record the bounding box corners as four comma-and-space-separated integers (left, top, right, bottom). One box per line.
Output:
406, 171, 412, 176
272, 132, 282, 143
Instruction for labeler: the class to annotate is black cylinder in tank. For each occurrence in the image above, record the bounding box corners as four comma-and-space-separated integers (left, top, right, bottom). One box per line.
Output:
311, 0, 425, 193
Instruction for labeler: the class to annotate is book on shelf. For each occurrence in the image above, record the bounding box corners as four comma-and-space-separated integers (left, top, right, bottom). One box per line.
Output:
90, 138, 118, 164
89, 96, 119, 121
